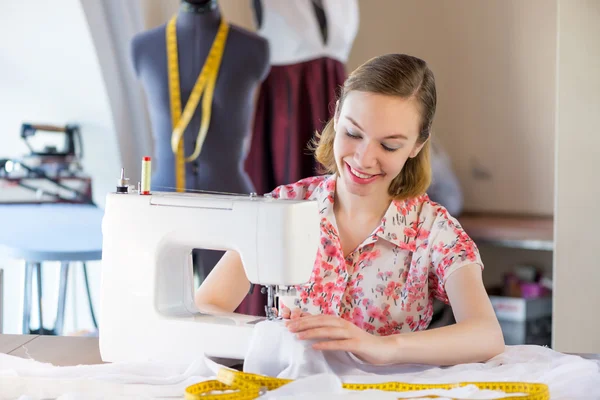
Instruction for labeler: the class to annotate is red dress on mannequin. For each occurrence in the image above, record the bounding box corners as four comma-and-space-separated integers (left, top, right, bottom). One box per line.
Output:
238, 0, 359, 316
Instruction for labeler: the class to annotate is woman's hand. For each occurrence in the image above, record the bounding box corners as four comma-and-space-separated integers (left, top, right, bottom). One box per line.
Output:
276, 304, 312, 319
285, 314, 396, 365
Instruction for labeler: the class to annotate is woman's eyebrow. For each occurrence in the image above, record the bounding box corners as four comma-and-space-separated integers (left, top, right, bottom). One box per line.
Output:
346, 116, 408, 140
383, 133, 408, 140
346, 116, 365, 132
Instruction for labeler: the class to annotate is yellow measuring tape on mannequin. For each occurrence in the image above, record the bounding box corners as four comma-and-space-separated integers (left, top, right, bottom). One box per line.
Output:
166, 15, 229, 192
184, 367, 550, 399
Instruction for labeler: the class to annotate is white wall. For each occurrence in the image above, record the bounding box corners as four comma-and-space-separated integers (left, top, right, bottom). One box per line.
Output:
552, 0, 600, 354
347, 0, 557, 216
80, 0, 153, 183
140, 0, 254, 30
141, 0, 179, 28
0, 0, 120, 335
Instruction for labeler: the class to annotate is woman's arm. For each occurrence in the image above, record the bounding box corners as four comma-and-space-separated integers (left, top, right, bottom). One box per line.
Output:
286, 263, 505, 366
194, 250, 251, 313
387, 263, 505, 365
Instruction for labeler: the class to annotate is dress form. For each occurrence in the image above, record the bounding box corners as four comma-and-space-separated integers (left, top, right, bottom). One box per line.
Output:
131, 0, 270, 289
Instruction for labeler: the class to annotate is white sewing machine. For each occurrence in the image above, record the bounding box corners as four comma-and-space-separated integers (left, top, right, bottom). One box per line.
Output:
98, 175, 320, 365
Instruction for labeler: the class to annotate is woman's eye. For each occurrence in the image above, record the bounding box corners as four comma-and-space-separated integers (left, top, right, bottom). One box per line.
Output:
346, 131, 400, 152
382, 144, 400, 152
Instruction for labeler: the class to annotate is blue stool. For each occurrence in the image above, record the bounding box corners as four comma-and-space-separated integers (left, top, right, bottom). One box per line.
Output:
0, 203, 104, 335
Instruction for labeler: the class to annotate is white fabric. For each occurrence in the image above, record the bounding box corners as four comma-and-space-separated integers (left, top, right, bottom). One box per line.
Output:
256, 0, 359, 65
0, 353, 223, 399
1, 320, 600, 399
245, 321, 600, 399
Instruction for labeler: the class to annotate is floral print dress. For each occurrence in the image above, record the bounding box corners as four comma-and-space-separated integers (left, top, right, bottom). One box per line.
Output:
270, 174, 483, 336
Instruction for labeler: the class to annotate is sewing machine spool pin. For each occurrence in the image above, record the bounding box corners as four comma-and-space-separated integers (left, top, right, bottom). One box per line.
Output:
116, 168, 130, 194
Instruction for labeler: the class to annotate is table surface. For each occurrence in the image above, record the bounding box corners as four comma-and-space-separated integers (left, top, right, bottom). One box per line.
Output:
1, 334, 599, 368
0, 334, 104, 366
458, 212, 554, 251
0, 203, 104, 261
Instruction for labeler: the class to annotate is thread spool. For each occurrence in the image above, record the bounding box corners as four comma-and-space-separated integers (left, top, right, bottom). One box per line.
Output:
141, 156, 151, 195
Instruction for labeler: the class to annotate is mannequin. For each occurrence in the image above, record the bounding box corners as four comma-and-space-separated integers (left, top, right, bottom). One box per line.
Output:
131, 0, 270, 288
245, 0, 359, 196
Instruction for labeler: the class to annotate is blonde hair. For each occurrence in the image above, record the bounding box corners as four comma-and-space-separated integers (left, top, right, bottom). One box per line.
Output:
311, 54, 436, 201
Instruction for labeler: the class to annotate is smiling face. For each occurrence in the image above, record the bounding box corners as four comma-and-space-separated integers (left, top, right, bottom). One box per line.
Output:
333, 91, 426, 199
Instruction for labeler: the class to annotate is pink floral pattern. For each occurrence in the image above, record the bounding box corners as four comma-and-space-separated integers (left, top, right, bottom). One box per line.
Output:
270, 175, 483, 336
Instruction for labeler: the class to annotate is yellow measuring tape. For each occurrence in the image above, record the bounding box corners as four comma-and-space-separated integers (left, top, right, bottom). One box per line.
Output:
166, 15, 229, 192
184, 367, 550, 399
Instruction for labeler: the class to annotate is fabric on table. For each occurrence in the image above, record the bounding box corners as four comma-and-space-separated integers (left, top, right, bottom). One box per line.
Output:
0, 351, 222, 399
1, 320, 600, 399
245, 320, 600, 399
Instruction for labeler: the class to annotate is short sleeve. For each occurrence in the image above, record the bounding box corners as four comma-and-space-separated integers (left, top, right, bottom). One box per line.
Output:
268, 183, 305, 200
267, 176, 327, 201
428, 209, 484, 303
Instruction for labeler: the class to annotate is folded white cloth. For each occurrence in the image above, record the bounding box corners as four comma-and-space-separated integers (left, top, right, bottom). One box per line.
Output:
1, 320, 599, 399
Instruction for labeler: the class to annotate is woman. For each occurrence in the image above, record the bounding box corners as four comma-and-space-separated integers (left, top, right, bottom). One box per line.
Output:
195, 53, 505, 367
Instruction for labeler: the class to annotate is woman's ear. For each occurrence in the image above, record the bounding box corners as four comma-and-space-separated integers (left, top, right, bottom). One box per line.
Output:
409, 139, 428, 158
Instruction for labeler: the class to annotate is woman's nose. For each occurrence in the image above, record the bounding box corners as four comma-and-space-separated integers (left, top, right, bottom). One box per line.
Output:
354, 141, 378, 169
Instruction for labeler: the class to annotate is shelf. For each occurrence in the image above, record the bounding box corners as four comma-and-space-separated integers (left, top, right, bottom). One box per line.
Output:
457, 212, 554, 251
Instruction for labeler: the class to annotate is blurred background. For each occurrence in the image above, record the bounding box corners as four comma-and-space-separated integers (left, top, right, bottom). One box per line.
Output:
0, 0, 597, 354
